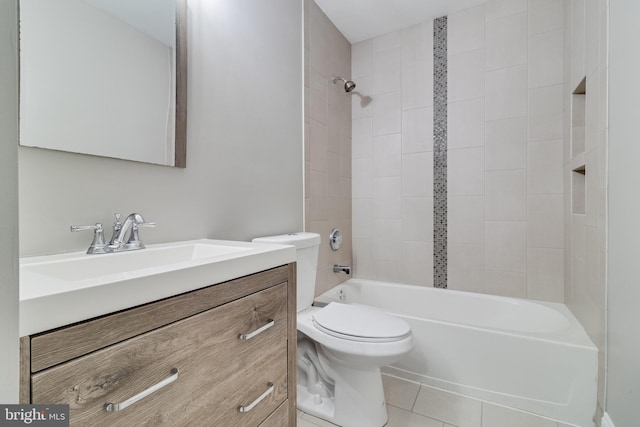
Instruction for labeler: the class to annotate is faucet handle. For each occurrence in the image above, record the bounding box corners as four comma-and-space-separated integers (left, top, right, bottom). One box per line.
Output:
134, 222, 157, 228
70, 223, 108, 254
70, 223, 102, 233
124, 221, 157, 250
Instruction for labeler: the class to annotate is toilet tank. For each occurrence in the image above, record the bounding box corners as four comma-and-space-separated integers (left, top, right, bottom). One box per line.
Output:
252, 232, 320, 313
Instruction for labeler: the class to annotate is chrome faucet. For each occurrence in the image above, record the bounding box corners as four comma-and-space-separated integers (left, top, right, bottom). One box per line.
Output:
71, 213, 156, 254
107, 213, 156, 252
333, 265, 351, 274
70, 223, 109, 254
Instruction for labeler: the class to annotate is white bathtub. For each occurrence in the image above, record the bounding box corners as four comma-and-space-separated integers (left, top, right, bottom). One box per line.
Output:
314, 279, 598, 427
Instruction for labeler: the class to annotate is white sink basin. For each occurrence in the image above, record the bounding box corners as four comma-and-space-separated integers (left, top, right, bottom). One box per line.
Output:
24, 242, 251, 282
20, 239, 296, 336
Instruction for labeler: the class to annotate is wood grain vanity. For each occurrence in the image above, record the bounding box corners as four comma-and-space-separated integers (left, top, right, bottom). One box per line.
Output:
20, 264, 297, 426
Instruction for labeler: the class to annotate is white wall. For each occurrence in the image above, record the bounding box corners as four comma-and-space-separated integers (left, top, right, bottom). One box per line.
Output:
0, 0, 20, 403
18, 0, 303, 256
606, 1, 640, 425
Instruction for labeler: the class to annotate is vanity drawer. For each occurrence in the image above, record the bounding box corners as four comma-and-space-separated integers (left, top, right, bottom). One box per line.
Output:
31, 283, 288, 426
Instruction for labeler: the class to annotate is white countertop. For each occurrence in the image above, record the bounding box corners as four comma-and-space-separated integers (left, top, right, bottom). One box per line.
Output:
20, 239, 296, 336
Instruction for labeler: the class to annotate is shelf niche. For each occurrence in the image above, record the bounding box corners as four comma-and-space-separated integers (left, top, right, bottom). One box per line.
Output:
571, 77, 587, 215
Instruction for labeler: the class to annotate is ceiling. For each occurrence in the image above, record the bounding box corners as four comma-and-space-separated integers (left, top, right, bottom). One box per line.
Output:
313, 0, 488, 44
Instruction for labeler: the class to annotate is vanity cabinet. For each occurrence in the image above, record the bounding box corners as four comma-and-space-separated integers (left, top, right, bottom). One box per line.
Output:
20, 264, 297, 427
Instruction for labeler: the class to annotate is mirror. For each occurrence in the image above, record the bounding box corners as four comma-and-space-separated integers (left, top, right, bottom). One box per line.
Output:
19, 0, 187, 167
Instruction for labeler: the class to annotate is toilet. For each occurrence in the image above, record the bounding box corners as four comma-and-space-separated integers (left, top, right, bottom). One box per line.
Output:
252, 232, 413, 427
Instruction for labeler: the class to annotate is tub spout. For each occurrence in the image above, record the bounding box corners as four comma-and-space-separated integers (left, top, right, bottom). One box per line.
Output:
333, 265, 351, 274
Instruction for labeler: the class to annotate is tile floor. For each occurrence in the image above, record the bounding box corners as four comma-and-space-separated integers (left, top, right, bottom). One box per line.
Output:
295, 374, 577, 427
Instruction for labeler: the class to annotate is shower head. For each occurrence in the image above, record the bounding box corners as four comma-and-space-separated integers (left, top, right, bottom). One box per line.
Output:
332, 75, 356, 93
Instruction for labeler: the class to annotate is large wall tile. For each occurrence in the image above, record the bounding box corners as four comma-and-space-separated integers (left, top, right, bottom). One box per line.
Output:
402, 60, 434, 110
402, 152, 433, 197
373, 48, 402, 95
448, 148, 485, 196
448, 98, 486, 149
352, 117, 373, 159
352, 198, 372, 239
527, 194, 564, 248
485, 117, 528, 170
485, 270, 527, 298
402, 197, 433, 242
486, 0, 527, 21
352, 75, 373, 119
373, 91, 402, 135
529, 29, 564, 88
448, 5, 486, 55
402, 22, 433, 65
308, 118, 328, 172
351, 39, 372, 78
448, 243, 485, 293
449, 196, 484, 245
352, 157, 373, 198
448, 48, 485, 103
353, 237, 373, 278
486, 64, 528, 120
529, 0, 565, 36
529, 84, 564, 141
373, 176, 402, 219
485, 13, 528, 71
485, 221, 527, 273
373, 134, 401, 177
308, 68, 328, 123
527, 247, 565, 301
402, 107, 433, 153
373, 219, 402, 261
402, 241, 434, 286
485, 170, 527, 221
528, 139, 564, 194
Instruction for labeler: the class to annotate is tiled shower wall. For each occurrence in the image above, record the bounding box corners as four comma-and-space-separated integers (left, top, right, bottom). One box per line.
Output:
304, 0, 352, 296
352, 0, 566, 301
563, 0, 609, 417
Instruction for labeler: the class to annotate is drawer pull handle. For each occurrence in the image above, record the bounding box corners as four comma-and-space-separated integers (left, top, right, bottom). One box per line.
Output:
238, 382, 274, 413
238, 319, 274, 340
104, 368, 179, 412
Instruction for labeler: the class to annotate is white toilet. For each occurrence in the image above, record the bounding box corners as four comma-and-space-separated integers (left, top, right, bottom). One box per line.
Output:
253, 232, 413, 427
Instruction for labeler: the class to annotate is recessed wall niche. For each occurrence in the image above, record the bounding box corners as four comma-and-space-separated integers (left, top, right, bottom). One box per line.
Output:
572, 166, 586, 215
571, 78, 586, 157
571, 77, 586, 215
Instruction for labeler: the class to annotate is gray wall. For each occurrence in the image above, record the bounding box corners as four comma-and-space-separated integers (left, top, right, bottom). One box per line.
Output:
607, 1, 640, 425
304, 0, 353, 296
19, 0, 304, 256
0, 0, 19, 402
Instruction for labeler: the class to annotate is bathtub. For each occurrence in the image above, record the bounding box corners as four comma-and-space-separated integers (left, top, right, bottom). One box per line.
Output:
314, 279, 598, 427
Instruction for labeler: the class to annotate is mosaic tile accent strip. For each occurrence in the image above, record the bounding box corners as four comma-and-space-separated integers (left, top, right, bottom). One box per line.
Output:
433, 16, 447, 288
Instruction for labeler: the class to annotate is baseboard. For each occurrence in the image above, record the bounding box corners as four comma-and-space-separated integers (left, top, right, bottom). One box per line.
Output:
601, 412, 615, 427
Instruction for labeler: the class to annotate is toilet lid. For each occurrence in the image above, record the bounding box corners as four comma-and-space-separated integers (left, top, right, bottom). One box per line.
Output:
312, 302, 411, 342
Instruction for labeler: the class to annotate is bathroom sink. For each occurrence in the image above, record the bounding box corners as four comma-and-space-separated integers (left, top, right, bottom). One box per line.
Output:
20, 239, 296, 336
23, 242, 251, 282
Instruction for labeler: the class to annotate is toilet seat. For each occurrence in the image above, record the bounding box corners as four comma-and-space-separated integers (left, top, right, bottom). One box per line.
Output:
312, 302, 411, 343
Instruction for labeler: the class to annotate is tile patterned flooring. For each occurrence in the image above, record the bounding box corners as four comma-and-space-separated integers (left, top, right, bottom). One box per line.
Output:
296, 374, 577, 427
